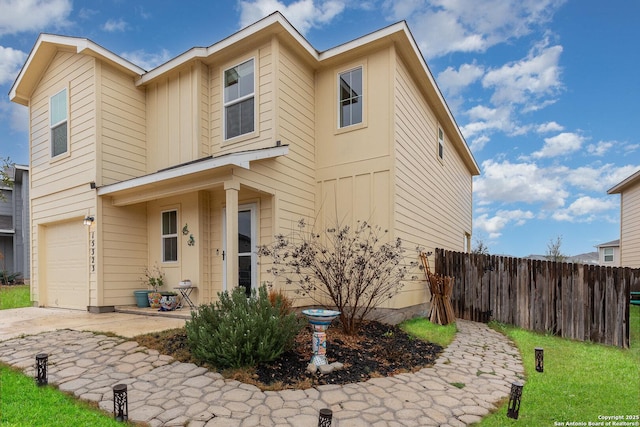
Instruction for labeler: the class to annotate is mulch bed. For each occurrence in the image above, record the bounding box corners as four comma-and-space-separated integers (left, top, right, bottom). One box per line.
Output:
135, 320, 443, 390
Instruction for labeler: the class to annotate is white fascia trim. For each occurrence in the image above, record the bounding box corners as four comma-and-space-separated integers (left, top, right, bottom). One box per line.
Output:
137, 12, 317, 86
97, 145, 289, 196
318, 22, 407, 61
608, 169, 640, 194
75, 38, 146, 74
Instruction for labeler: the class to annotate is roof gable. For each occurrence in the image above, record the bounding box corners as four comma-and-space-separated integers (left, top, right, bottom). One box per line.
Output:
608, 169, 640, 194
9, 33, 145, 106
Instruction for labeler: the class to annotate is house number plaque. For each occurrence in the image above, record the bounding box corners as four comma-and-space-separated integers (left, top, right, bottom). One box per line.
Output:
90, 231, 96, 273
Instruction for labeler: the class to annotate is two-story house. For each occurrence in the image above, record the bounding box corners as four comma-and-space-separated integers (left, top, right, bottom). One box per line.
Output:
595, 239, 620, 266
0, 164, 30, 283
10, 13, 479, 317
608, 169, 640, 268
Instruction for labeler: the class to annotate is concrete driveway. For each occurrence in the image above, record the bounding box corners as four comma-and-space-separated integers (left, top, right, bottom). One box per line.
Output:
0, 307, 187, 341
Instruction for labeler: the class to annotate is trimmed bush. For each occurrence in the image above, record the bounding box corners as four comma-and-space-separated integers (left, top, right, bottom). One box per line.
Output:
185, 285, 301, 368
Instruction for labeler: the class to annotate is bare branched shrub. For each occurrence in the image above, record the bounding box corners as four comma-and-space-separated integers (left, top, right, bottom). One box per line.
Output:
258, 219, 417, 335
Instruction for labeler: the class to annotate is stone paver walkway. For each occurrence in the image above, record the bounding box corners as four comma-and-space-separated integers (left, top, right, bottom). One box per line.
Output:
0, 319, 523, 426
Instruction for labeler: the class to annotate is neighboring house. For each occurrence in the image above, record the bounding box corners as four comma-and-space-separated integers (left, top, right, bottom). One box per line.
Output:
0, 164, 30, 282
608, 169, 640, 268
595, 239, 620, 266
9, 13, 479, 315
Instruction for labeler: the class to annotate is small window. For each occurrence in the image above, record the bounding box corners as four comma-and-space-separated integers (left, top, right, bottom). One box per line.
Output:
339, 67, 362, 128
224, 58, 255, 140
162, 210, 178, 262
604, 247, 614, 263
50, 89, 68, 157
438, 127, 444, 160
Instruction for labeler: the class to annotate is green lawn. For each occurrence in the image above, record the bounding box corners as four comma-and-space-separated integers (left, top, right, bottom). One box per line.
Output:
0, 365, 138, 427
400, 317, 458, 347
0, 285, 30, 310
478, 305, 640, 426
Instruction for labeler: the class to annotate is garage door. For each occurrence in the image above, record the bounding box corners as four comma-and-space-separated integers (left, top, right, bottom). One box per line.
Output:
44, 221, 88, 309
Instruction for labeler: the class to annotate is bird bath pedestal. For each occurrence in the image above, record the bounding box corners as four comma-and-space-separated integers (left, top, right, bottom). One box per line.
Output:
301, 309, 340, 366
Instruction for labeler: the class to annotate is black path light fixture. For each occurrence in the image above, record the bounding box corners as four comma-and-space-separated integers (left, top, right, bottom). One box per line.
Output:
113, 384, 128, 422
535, 347, 544, 372
318, 408, 333, 427
35, 353, 48, 386
507, 381, 524, 420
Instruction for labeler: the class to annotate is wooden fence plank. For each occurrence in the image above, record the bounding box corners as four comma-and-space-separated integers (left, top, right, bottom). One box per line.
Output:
435, 249, 637, 348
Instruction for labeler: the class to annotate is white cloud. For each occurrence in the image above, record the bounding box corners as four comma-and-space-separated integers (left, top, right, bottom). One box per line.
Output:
0, 45, 27, 85
475, 209, 534, 239
470, 135, 490, 152
0, 0, 72, 35
536, 121, 564, 133
532, 132, 583, 158
587, 141, 613, 157
552, 196, 616, 222
460, 105, 515, 139
103, 18, 128, 33
560, 164, 640, 193
482, 41, 563, 106
120, 49, 172, 71
474, 159, 568, 208
389, 0, 566, 59
437, 63, 484, 96
239, 0, 345, 34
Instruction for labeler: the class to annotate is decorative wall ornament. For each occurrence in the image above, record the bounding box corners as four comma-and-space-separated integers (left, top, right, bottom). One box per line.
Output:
182, 224, 189, 235
188, 234, 195, 246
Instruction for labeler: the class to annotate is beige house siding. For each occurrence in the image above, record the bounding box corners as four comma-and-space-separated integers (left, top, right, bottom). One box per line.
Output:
621, 181, 640, 267
99, 62, 147, 185
146, 64, 204, 172
393, 55, 472, 253
392, 51, 473, 309
99, 199, 147, 307
29, 51, 99, 307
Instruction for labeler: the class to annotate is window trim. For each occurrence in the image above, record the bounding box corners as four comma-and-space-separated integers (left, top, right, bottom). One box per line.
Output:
50, 87, 69, 160
161, 209, 179, 263
437, 126, 445, 162
222, 57, 257, 142
603, 247, 614, 263
336, 63, 366, 133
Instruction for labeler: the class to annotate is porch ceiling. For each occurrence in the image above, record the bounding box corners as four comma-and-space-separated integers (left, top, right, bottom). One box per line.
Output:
97, 145, 288, 206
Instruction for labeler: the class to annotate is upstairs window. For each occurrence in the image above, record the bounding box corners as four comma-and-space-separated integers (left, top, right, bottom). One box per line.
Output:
339, 67, 362, 128
438, 127, 444, 160
50, 89, 68, 157
162, 210, 178, 262
224, 58, 255, 140
604, 247, 614, 262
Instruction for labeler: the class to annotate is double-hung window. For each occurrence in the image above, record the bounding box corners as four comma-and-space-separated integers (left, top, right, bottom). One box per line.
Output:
50, 88, 68, 157
339, 67, 362, 128
162, 210, 178, 262
224, 58, 255, 140
604, 247, 614, 263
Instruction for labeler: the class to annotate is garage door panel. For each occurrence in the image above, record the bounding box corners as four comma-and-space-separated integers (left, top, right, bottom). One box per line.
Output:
45, 221, 87, 309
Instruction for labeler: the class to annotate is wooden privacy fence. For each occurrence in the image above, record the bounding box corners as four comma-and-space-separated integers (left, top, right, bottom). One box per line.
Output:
434, 249, 640, 348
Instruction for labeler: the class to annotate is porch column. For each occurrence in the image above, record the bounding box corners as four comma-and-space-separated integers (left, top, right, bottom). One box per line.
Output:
224, 181, 240, 290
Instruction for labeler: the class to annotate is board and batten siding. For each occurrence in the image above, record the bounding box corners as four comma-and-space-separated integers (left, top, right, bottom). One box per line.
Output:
621, 180, 640, 267
146, 63, 206, 172
99, 62, 147, 185
29, 51, 100, 306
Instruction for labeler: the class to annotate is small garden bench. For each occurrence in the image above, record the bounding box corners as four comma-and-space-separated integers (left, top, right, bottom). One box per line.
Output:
631, 291, 640, 306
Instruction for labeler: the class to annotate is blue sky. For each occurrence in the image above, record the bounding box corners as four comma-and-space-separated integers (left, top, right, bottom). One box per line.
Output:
0, 0, 638, 257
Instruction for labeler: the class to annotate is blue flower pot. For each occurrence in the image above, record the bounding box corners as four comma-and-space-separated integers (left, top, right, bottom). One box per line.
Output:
133, 290, 150, 308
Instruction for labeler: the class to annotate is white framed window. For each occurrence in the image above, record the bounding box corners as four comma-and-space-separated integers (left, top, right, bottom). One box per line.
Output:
224, 58, 255, 140
438, 127, 444, 160
50, 88, 68, 158
162, 210, 178, 262
338, 67, 363, 128
604, 247, 614, 263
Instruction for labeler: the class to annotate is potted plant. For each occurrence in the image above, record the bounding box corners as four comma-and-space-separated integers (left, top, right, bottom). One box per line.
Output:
142, 264, 166, 309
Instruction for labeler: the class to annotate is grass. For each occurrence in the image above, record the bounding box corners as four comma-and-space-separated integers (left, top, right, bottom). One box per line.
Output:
477, 305, 640, 426
0, 285, 30, 310
399, 317, 458, 347
0, 364, 139, 426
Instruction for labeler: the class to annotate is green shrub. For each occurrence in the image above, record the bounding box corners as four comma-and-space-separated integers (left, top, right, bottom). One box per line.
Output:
185, 285, 301, 368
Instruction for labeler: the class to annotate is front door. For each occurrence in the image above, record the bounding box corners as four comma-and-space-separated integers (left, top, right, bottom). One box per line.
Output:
223, 203, 257, 297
